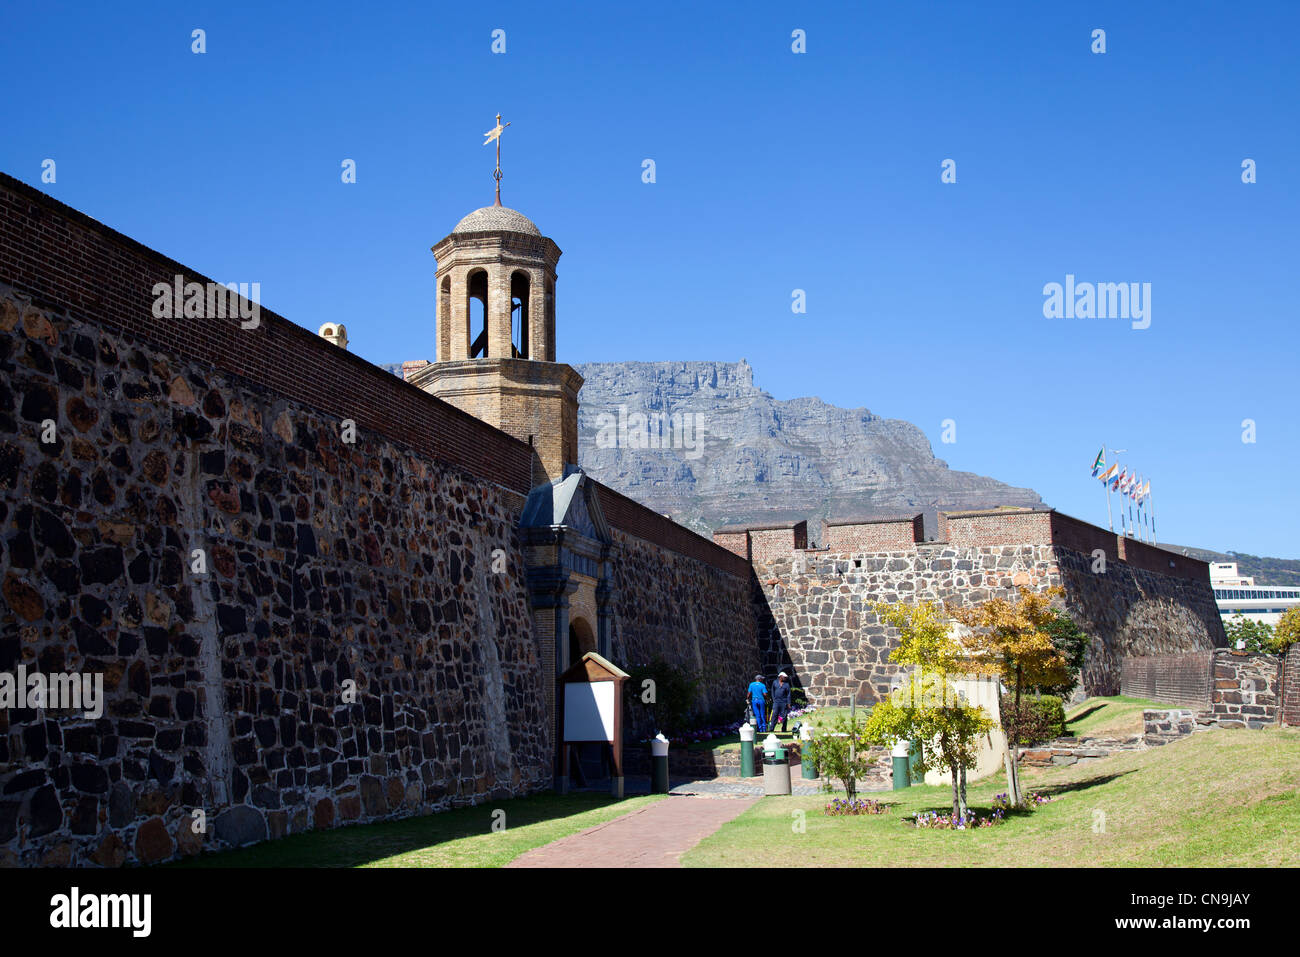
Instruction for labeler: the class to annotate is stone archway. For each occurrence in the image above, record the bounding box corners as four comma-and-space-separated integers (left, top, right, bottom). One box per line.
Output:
568, 616, 597, 668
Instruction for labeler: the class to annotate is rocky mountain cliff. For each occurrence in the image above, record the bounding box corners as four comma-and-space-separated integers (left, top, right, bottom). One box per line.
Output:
573, 359, 1042, 537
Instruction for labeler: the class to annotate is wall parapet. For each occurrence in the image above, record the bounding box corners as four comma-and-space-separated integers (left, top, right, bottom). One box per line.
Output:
718, 505, 1211, 585
0, 173, 536, 497
594, 482, 751, 579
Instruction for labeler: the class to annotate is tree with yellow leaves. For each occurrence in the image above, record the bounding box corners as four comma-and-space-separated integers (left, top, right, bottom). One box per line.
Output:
948, 586, 1070, 805
862, 601, 994, 818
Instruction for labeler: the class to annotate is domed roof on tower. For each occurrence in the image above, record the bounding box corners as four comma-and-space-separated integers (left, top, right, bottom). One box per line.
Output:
452, 205, 542, 236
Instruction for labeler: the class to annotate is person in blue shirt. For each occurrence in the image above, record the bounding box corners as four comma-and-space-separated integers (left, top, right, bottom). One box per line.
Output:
747, 674, 769, 732
771, 671, 793, 733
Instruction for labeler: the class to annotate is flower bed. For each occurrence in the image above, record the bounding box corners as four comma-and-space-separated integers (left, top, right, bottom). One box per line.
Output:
911, 809, 1005, 829
911, 791, 1053, 829
824, 797, 889, 816
992, 791, 1052, 811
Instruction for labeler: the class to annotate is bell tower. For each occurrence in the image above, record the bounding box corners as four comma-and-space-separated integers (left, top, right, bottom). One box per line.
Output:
408, 117, 582, 486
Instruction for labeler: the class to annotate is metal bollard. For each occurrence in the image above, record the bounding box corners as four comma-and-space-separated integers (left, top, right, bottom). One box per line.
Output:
739, 722, 756, 777
800, 722, 818, 779
891, 739, 911, 790
650, 733, 670, 794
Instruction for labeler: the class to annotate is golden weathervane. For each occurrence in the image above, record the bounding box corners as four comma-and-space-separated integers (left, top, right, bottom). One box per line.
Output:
484, 113, 510, 206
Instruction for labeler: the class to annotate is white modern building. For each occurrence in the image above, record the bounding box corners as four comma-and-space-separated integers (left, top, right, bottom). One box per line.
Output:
1210, 562, 1300, 627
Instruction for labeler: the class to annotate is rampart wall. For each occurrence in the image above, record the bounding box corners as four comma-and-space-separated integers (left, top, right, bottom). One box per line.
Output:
725, 509, 1226, 707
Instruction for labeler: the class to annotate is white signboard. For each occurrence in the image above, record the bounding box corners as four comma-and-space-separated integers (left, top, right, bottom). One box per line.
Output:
564, 682, 616, 742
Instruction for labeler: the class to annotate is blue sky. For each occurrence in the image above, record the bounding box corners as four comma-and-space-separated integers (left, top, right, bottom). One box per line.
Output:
4, 1, 1297, 556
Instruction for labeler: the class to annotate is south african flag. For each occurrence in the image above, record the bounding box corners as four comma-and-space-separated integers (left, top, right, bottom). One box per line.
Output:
1091, 447, 1105, 477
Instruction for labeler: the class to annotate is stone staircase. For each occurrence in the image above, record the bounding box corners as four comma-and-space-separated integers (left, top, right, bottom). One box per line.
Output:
1021, 709, 1206, 768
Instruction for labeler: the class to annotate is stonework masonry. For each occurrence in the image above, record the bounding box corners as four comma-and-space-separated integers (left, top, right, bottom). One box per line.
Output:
1123, 649, 1291, 729
721, 508, 1227, 708
0, 175, 761, 865
0, 281, 550, 866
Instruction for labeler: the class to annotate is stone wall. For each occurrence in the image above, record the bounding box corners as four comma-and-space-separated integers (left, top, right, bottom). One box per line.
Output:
1205, 651, 1282, 729
1122, 649, 1285, 729
746, 529, 1224, 708
0, 284, 550, 867
1142, 709, 1200, 745
607, 527, 760, 739
0, 174, 769, 866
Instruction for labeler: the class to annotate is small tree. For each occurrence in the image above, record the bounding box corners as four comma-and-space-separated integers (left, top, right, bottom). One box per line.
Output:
1269, 608, 1300, 654
623, 656, 702, 734
807, 712, 875, 801
1223, 614, 1275, 654
863, 670, 992, 817
949, 587, 1070, 805
862, 601, 995, 817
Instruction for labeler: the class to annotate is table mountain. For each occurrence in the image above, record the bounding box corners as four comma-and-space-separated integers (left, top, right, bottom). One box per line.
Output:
573, 359, 1042, 537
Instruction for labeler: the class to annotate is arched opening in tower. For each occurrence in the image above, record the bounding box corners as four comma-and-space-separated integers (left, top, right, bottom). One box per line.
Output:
510, 271, 530, 359
544, 279, 555, 361
467, 269, 488, 357
438, 274, 451, 359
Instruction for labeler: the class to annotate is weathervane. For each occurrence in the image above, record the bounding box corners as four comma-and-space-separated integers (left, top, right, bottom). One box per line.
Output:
484, 113, 510, 206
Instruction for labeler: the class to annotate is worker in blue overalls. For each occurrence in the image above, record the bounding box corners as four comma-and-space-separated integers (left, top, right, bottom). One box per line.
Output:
747, 673, 769, 733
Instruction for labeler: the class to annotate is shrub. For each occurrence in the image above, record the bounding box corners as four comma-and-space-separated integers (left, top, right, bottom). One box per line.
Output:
1271, 608, 1300, 654
1224, 614, 1275, 653
807, 713, 875, 801
623, 657, 702, 735
999, 693, 1066, 746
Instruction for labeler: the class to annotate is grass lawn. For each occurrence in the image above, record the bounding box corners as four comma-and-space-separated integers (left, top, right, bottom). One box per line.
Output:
166, 792, 665, 868
683, 725, 1300, 867
1065, 695, 1166, 738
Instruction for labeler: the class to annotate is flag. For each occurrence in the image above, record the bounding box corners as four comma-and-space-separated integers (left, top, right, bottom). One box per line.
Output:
1091, 447, 1105, 477
1098, 463, 1118, 484
1111, 467, 1126, 491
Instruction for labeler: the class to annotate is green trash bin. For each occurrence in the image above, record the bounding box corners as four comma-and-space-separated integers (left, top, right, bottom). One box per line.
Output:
762, 738, 791, 795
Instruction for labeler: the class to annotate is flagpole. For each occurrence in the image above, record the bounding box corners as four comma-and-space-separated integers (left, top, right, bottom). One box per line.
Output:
1102, 444, 1113, 531
1150, 486, 1157, 545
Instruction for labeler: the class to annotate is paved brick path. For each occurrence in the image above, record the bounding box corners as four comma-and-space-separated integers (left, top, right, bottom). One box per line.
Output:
507, 794, 759, 868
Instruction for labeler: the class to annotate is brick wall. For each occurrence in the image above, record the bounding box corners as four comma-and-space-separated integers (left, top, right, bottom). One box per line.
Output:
1117, 536, 1209, 580
943, 509, 1054, 547
712, 530, 749, 562
1049, 511, 1121, 565
744, 522, 807, 564
1283, 643, 1300, 727
593, 483, 750, 579
1121, 652, 1214, 709
821, 515, 922, 551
